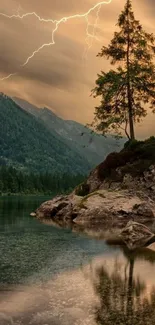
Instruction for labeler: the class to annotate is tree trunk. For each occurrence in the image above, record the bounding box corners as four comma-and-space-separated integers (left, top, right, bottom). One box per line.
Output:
126, 0, 135, 140
127, 83, 135, 140
126, 258, 134, 323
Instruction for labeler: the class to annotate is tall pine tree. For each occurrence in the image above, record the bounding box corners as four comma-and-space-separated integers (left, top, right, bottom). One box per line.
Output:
91, 0, 155, 140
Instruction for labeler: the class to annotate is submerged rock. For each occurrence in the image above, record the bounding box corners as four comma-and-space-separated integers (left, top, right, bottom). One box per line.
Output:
120, 221, 155, 250
30, 212, 36, 217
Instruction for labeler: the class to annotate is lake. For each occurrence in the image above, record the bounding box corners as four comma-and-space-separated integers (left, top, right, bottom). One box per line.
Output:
0, 196, 155, 325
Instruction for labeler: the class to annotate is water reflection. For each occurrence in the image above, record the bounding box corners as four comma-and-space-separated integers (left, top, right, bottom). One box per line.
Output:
1, 197, 155, 324
0, 245, 155, 324
94, 246, 155, 325
0, 196, 50, 228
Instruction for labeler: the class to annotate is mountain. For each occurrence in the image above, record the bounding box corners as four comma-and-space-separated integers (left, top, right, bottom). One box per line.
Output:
0, 93, 91, 174
13, 97, 125, 166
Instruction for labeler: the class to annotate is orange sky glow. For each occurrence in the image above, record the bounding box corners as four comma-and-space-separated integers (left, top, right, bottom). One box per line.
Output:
0, 0, 155, 138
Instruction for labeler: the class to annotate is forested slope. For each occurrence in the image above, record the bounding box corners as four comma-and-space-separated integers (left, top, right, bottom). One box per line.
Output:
14, 97, 124, 166
0, 93, 91, 174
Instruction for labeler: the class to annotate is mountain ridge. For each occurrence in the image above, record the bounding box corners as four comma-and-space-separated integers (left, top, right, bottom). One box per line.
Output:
0, 93, 91, 174
13, 96, 125, 166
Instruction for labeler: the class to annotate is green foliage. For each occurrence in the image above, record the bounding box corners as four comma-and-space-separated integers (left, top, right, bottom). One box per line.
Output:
91, 0, 155, 139
0, 165, 85, 194
75, 182, 90, 196
123, 139, 142, 149
0, 93, 91, 175
97, 137, 155, 181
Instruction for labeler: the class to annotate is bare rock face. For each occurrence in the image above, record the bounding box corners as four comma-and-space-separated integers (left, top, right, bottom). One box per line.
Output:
73, 190, 155, 226
35, 194, 82, 224
86, 167, 101, 193
85, 162, 155, 198
0, 313, 13, 325
36, 195, 69, 219
120, 221, 155, 250
33, 190, 155, 228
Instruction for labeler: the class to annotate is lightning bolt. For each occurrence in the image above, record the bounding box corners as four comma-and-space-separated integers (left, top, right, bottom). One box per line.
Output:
1, 73, 17, 81
83, 4, 102, 62
0, 0, 112, 81
12, 2, 22, 15
16, 4, 23, 15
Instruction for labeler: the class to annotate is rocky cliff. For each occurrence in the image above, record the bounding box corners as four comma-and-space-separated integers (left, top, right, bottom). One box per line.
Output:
33, 137, 155, 231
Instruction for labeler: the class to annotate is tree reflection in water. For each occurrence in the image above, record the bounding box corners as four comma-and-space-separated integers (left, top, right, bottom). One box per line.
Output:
94, 249, 155, 325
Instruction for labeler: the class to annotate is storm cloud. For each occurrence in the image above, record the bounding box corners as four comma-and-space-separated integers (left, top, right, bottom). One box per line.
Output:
0, 0, 155, 137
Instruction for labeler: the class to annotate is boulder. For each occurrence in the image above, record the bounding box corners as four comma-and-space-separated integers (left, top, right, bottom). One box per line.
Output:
35, 195, 69, 219
120, 221, 155, 250
34, 194, 82, 224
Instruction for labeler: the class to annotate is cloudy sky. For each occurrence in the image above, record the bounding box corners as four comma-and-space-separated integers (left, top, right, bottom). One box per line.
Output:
0, 0, 155, 138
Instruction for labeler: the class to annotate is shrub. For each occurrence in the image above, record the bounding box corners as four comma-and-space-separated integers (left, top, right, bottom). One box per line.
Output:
98, 150, 134, 180
123, 139, 143, 150
98, 137, 155, 181
75, 182, 90, 196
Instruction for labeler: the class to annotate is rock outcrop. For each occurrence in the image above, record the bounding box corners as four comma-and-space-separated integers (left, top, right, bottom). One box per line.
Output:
85, 164, 155, 195
32, 138, 155, 247
75, 137, 155, 197
34, 190, 155, 228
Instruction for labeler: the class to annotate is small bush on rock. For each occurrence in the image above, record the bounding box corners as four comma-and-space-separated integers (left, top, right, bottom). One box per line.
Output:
75, 182, 90, 196
98, 150, 133, 180
97, 137, 155, 181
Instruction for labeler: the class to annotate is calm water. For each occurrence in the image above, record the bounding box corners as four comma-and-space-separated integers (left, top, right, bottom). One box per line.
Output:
0, 196, 155, 325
